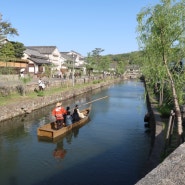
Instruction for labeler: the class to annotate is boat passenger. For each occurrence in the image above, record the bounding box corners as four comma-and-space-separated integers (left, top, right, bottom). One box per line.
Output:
72, 105, 85, 123
72, 105, 80, 122
52, 102, 67, 129
77, 105, 86, 118
65, 106, 73, 125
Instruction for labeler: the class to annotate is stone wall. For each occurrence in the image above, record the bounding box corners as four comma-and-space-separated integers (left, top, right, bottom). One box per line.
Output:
0, 80, 119, 122
0, 76, 100, 96
135, 80, 182, 185
136, 143, 185, 184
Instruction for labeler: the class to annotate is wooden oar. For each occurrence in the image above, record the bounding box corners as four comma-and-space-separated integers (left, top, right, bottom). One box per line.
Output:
80, 96, 108, 107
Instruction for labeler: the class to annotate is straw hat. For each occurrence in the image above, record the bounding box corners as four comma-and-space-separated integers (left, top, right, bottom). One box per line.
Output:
56, 102, 62, 107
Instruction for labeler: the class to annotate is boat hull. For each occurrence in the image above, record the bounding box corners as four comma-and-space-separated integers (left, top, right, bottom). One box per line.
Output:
37, 105, 91, 139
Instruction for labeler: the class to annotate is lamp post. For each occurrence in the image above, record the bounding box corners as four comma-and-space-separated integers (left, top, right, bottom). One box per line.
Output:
72, 54, 75, 87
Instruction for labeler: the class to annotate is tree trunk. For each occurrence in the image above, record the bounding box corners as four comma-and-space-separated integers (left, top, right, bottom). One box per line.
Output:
164, 59, 184, 144
159, 82, 164, 106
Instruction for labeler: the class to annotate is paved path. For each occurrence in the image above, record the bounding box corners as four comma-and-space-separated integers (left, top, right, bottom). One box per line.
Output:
136, 142, 185, 184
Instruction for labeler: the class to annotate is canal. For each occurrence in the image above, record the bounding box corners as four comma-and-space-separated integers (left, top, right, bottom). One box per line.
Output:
0, 80, 151, 185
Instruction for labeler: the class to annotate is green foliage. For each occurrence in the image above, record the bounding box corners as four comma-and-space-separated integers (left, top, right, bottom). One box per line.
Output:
0, 14, 18, 46
86, 48, 105, 72
0, 14, 23, 60
92, 80, 101, 84
37, 91, 44, 97
99, 56, 111, 72
16, 85, 24, 96
20, 75, 32, 84
116, 60, 125, 74
86, 48, 145, 76
42, 64, 52, 78
10, 41, 25, 58
158, 104, 172, 117
0, 86, 11, 97
137, 0, 185, 107
0, 66, 14, 74
0, 42, 15, 58
137, 0, 185, 59
19, 75, 32, 96
0, 41, 25, 59
0, 21, 18, 36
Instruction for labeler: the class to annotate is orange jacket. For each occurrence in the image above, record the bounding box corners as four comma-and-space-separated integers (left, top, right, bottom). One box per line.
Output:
52, 107, 67, 120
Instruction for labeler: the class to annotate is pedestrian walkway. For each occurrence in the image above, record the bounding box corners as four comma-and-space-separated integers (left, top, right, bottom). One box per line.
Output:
136, 142, 185, 184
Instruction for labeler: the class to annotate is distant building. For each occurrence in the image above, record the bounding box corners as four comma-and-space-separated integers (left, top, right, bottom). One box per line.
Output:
60, 50, 86, 75
26, 46, 63, 71
22, 48, 51, 74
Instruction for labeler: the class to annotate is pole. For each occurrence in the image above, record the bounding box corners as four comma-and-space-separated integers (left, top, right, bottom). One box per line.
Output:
79, 96, 108, 107
72, 54, 74, 87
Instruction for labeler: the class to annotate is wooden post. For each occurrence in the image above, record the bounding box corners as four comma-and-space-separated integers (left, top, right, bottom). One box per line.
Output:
165, 110, 175, 148
169, 114, 175, 145
166, 110, 173, 140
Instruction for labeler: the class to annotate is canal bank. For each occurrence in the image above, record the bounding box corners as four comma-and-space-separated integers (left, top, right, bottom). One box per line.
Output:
0, 80, 150, 185
136, 142, 185, 184
136, 83, 185, 184
1, 77, 177, 184
138, 84, 165, 179
0, 78, 122, 122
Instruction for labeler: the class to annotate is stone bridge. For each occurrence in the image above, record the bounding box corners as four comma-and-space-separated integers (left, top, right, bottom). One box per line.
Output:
124, 65, 142, 79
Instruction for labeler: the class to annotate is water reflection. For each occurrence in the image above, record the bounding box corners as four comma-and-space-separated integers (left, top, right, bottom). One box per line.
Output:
53, 141, 67, 160
52, 127, 80, 160
0, 81, 150, 185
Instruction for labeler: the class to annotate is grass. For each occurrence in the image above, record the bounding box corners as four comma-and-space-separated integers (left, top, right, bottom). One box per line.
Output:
0, 79, 104, 106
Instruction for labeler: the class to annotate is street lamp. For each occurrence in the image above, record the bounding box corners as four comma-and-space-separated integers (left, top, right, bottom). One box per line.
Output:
72, 54, 75, 86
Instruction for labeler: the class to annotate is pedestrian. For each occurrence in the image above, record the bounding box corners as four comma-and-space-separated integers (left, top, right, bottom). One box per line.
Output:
20, 68, 25, 78
52, 102, 67, 129
38, 78, 45, 91
20, 71, 24, 78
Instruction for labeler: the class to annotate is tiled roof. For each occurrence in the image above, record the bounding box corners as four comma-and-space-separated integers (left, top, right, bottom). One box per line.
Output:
60, 52, 74, 61
26, 46, 57, 54
71, 50, 82, 56
25, 48, 48, 59
29, 57, 51, 64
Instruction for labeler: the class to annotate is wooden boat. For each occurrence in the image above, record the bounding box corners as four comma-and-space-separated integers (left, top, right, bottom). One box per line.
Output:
37, 104, 92, 139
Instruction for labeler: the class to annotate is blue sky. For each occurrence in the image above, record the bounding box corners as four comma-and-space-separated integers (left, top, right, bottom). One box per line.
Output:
0, 0, 160, 56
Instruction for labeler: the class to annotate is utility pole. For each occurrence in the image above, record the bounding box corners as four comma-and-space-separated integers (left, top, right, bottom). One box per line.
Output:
72, 54, 75, 87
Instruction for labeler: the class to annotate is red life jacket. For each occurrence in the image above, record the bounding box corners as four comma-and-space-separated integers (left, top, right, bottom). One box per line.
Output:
52, 107, 66, 120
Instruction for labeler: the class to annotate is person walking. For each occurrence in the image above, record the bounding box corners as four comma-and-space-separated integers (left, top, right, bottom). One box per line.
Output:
38, 78, 44, 91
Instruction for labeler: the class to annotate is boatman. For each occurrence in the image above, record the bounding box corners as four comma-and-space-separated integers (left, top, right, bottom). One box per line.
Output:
52, 102, 67, 130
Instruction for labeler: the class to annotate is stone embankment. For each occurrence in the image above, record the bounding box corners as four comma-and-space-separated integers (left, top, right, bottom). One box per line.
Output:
136, 142, 185, 184
136, 83, 185, 184
0, 78, 121, 122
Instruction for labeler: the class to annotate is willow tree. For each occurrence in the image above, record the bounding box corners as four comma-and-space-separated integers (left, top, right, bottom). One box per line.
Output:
137, 0, 185, 144
86, 48, 105, 76
0, 13, 18, 44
